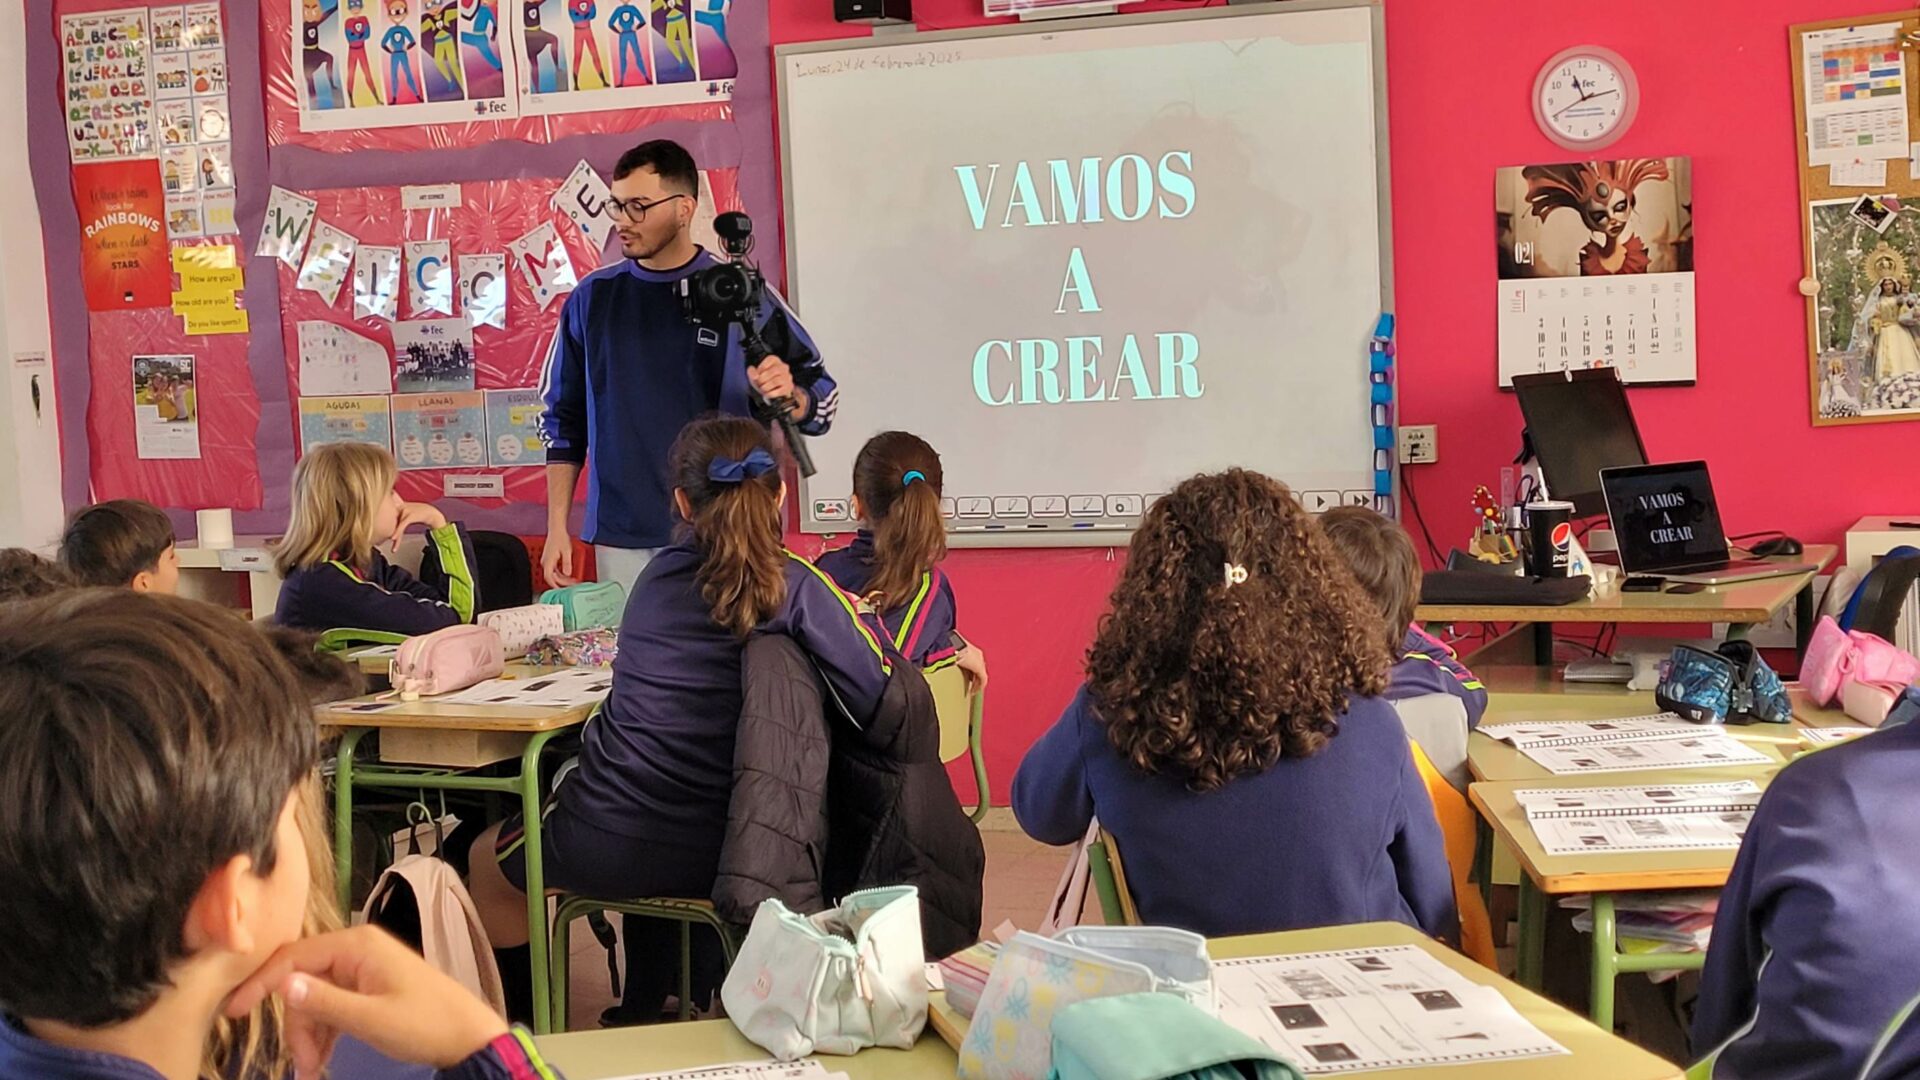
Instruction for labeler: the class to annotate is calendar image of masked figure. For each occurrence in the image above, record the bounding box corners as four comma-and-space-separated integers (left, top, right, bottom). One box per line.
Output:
1495, 156, 1696, 387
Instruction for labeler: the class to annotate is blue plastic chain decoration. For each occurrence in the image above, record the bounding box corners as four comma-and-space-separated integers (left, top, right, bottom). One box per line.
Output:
1370, 313, 1396, 515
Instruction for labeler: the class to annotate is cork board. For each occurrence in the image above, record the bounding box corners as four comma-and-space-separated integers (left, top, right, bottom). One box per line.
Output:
1792, 14, 1920, 425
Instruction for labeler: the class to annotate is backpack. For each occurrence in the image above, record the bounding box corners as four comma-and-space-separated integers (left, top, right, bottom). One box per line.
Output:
360, 824, 507, 1018
420, 530, 534, 614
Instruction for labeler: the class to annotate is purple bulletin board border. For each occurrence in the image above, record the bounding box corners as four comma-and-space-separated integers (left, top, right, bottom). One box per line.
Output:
26, 1, 781, 542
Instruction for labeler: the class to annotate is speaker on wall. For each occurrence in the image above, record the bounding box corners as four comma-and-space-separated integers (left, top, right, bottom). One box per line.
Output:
835, 0, 912, 23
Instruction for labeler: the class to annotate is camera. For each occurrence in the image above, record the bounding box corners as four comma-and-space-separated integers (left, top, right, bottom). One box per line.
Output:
679, 211, 762, 327
676, 211, 817, 477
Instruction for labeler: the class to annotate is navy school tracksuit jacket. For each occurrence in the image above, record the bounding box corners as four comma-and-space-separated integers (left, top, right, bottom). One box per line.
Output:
815, 531, 961, 670
273, 522, 477, 636
537, 250, 838, 551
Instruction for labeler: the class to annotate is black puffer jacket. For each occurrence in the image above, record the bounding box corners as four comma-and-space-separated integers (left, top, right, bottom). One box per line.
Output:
712, 633, 985, 958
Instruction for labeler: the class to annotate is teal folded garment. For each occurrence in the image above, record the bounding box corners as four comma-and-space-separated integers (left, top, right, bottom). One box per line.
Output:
1049, 993, 1305, 1080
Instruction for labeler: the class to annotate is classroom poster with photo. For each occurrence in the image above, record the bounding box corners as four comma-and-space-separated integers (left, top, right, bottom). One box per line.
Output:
298, 394, 393, 453
294, 0, 517, 132
393, 318, 475, 391
391, 390, 488, 470
512, 0, 735, 116
1495, 156, 1697, 387
73, 161, 171, 310
132, 353, 202, 459
484, 388, 543, 465
61, 9, 157, 163
1808, 198, 1920, 421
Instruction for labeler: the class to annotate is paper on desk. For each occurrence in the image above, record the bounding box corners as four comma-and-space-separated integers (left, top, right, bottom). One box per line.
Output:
1214, 946, 1566, 1073
1831, 158, 1890, 186
1800, 726, 1875, 744
1803, 24, 1910, 165
1518, 732, 1772, 775
1481, 713, 1705, 748
600, 1062, 837, 1080
430, 667, 612, 708
1516, 782, 1762, 856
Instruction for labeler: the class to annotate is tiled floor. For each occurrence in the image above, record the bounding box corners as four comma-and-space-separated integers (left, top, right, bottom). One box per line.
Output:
559, 816, 1070, 1031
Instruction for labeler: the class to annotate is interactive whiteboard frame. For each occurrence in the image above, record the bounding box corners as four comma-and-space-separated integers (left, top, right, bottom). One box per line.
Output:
775, 0, 1395, 547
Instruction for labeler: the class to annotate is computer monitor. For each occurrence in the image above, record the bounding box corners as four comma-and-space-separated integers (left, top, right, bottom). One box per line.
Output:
1512, 369, 1649, 518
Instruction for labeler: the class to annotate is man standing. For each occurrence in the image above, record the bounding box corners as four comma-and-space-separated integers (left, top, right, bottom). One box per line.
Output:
539, 140, 836, 593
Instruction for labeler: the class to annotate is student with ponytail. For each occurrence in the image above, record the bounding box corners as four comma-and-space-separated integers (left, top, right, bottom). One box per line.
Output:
817, 432, 986, 686
467, 415, 897, 1022
1011, 468, 1457, 942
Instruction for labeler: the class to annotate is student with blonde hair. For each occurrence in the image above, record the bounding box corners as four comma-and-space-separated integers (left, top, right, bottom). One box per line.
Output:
273, 442, 478, 635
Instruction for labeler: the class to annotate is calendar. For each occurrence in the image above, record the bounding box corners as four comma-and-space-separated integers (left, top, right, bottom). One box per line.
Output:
1495, 156, 1698, 386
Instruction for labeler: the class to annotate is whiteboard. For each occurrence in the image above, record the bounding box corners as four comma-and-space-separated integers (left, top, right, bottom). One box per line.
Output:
777, 1, 1392, 542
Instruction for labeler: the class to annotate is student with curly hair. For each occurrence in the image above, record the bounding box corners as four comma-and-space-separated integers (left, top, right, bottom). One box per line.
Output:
1012, 469, 1458, 941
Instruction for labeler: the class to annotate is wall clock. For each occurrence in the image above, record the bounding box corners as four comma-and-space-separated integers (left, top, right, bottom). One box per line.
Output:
1534, 46, 1639, 152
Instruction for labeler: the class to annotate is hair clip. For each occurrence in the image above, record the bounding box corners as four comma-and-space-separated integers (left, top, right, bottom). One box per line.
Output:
1224, 562, 1249, 588
901, 470, 926, 486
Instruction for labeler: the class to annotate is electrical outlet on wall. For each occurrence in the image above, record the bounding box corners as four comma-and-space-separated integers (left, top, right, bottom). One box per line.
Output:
1397, 424, 1438, 465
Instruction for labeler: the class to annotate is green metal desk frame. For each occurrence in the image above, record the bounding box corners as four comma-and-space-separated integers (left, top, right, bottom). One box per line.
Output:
331, 725, 570, 1033
1514, 877, 1706, 1033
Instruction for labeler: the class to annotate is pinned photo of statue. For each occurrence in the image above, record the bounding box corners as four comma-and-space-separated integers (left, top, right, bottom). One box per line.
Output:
1497, 157, 1693, 280
1808, 198, 1920, 423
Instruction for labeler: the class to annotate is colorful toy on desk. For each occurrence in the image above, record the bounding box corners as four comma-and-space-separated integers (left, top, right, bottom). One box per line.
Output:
1470, 485, 1518, 563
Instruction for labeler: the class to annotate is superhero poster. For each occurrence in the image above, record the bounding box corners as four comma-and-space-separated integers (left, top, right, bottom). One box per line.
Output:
72, 161, 172, 311
1494, 157, 1697, 386
513, 0, 735, 116
294, 0, 517, 132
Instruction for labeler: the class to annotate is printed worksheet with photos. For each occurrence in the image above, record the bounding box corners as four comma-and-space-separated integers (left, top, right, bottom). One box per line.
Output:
1215, 947, 1567, 1073
1517, 732, 1772, 775
1480, 713, 1709, 747
1515, 781, 1763, 856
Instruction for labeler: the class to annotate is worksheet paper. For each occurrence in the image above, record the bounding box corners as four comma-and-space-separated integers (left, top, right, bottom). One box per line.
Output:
1215, 947, 1567, 1073
297, 321, 392, 396
430, 668, 613, 708
1800, 726, 1876, 744
1515, 782, 1762, 856
1480, 714, 1707, 747
1517, 733, 1771, 775
1803, 23, 1911, 165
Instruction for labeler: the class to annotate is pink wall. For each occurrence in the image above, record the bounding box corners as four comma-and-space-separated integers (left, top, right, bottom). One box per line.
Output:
772, 0, 1920, 799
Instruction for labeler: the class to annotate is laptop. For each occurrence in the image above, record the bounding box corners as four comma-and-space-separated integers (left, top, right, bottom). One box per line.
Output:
1600, 461, 1817, 584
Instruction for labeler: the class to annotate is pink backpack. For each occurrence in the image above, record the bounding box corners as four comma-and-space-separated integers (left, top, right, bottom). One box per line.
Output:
1801, 615, 1920, 708
390, 624, 505, 698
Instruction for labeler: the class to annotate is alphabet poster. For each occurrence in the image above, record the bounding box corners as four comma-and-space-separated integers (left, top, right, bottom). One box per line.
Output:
61, 9, 157, 163
73, 161, 171, 310
293, 0, 517, 132
513, 0, 737, 116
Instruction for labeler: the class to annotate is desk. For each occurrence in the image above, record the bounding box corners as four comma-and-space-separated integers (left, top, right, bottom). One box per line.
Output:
1418, 546, 1835, 667
540, 922, 1679, 1080
1471, 772, 1768, 1033
318, 665, 598, 1035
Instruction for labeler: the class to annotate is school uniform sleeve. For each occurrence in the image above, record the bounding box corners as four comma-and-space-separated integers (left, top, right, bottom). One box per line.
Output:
757, 284, 836, 436
539, 288, 591, 465
287, 525, 473, 637
782, 555, 895, 723
917, 573, 962, 671
1690, 762, 1917, 1080
1387, 626, 1488, 729
1386, 729, 1461, 944
1012, 689, 1098, 846
438, 1027, 566, 1079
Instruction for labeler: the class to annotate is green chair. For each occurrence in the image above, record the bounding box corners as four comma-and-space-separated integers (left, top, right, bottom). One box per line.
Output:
927, 664, 990, 823
548, 896, 742, 1031
1088, 828, 1141, 926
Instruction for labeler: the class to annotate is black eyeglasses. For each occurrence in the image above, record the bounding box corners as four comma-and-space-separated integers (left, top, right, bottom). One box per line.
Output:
605, 193, 687, 223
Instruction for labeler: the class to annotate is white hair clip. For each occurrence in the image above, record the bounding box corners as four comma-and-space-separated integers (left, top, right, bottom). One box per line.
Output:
1224, 562, 1249, 588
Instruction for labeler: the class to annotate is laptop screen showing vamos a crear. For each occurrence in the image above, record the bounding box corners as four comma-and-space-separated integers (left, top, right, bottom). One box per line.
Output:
1602, 461, 1731, 573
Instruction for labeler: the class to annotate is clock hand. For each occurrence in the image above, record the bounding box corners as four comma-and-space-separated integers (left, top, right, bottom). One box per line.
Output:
1551, 88, 1618, 120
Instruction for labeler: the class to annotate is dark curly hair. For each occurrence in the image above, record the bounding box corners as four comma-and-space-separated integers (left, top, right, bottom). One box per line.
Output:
1085, 469, 1391, 792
